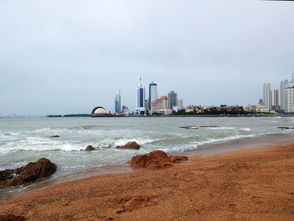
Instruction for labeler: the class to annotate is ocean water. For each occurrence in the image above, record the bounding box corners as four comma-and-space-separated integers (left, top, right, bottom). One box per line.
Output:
0, 116, 293, 181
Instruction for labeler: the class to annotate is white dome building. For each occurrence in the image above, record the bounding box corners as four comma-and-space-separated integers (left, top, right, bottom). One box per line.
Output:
91, 106, 108, 116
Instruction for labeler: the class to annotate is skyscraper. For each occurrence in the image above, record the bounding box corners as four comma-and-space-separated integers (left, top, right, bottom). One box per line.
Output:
274, 89, 279, 107
168, 91, 177, 109
115, 90, 121, 113
263, 83, 272, 110
149, 81, 158, 110
285, 75, 294, 113
136, 78, 145, 109
280, 80, 288, 110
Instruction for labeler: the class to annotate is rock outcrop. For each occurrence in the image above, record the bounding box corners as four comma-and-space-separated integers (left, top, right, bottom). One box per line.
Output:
117, 141, 140, 150
128, 150, 188, 170
85, 145, 95, 151
0, 158, 57, 189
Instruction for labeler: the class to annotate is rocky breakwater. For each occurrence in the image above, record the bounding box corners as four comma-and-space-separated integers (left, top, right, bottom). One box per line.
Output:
0, 158, 57, 189
129, 150, 188, 170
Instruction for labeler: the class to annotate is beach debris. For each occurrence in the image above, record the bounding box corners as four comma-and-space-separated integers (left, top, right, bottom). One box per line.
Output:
117, 141, 141, 150
50, 135, 60, 138
278, 126, 294, 130
0, 158, 57, 189
85, 145, 95, 151
179, 125, 219, 129
128, 150, 188, 170
0, 214, 26, 221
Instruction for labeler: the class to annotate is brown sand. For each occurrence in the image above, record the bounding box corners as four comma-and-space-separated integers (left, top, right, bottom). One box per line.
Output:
1, 144, 294, 221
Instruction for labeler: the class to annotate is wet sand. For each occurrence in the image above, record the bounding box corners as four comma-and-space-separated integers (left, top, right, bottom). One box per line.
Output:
1, 137, 294, 220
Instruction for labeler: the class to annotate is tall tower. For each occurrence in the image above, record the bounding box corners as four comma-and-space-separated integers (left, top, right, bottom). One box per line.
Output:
136, 77, 145, 109
263, 83, 272, 110
285, 74, 294, 113
280, 80, 288, 110
168, 91, 178, 109
115, 89, 121, 113
149, 81, 158, 110
273, 89, 279, 107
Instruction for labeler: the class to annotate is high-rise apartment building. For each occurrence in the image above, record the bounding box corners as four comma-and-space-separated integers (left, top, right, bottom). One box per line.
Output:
285, 76, 294, 113
273, 89, 279, 107
149, 81, 158, 110
168, 91, 177, 109
280, 80, 288, 110
263, 83, 272, 110
115, 90, 121, 113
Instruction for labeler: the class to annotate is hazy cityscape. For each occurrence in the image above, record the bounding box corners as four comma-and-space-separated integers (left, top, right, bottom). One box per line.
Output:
108, 74, 294, 117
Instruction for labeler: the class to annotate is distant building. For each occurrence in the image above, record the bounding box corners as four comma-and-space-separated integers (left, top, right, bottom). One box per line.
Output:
91, 106, 109, 116
256, 99, 270, 113
151, 96, 168, 112
177, 99, 184, 110
149, 81, 158, 110
168, 91, 177, 109
115, 90, 121, 113
136, 78, 146, 115
263, 83, 272, 110
273, 89, 279, 107
121, 105, 130, 115
285, 77, 294, 113
280, 80, 288, 111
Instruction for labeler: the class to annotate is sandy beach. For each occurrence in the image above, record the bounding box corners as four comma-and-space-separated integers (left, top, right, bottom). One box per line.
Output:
1, 140, 294, 220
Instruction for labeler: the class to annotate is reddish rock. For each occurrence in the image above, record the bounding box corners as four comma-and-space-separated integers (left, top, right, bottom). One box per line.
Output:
85, 145, 95, 151
0, 214, 26, 221
0, 158, 57, 189
117, 141, 140, 150
129, 150, 189, 170
169, 155, 189, 163
128, 150, 172, 170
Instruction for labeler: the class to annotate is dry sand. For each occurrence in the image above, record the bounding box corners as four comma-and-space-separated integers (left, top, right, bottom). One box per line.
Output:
1, 143, 294, 221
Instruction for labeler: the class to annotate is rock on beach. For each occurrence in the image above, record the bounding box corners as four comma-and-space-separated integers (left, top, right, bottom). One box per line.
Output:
0, 158, 57, 189
128, 150, 188, 170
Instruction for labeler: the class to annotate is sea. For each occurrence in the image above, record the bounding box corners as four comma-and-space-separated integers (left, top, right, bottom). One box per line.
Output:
0, 116, 294, 186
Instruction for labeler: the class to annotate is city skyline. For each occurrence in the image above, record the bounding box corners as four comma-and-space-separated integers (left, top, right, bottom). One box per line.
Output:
1, 1, 294, 116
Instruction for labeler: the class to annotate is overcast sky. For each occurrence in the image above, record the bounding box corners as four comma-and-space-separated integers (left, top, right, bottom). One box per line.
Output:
0, 0, 293, 116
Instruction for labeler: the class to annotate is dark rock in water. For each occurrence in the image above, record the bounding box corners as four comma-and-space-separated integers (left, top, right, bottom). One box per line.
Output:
50, 135, 60, 138
169, 155, 189, 163
180, 125, 219, 129
179, 126, 199, 129
85, 145, 95, 151
278, 126, 294, 130
0, 158, 57, 189
117, 141, 140, 150
0, 214, 26, 221
128, 150, 189, 170
199, 125, 219, 128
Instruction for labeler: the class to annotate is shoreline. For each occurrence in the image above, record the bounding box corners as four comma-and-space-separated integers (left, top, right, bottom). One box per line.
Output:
0, 133, 293, 203
1, 132, 294, 204
1, 141, 294, 220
